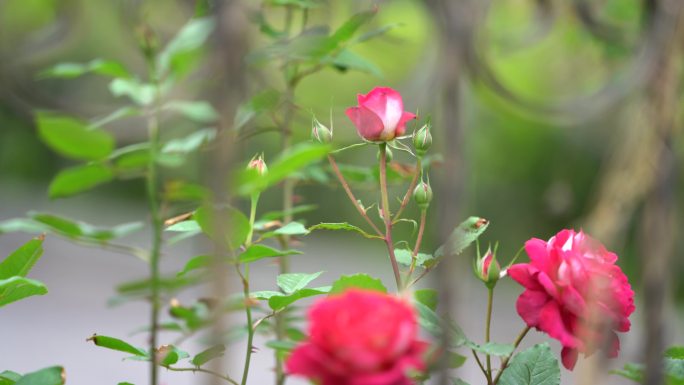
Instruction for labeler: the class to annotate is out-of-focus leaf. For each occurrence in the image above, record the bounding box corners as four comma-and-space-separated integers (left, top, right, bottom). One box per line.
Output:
331, 49, 382, 77
234, 89, 280, 130
166, 220, 201, 233
449, 351, 467, 368
466, 341, 514, 357
191, 345, 225, 366
261, 205, 318, 221
434, 217, 489, 258
90, 107, 140, 128
498, 343, 560, 385
277, 271, 324, 294
259, 221, 310, 239
268, 287, 330, 310
14, 367, 65, 385
177, 255, 212, 277
157, 17, 215, 77
234, 143, 329, 196
308, 222, 381, 239
86, 334, 148, 357
158, 345, 189, 366
38, 59, 130, 79
452, 379, 470, 385
414, 289, 438, 311
354, 23, 402, 43
0, 370, 21, 385
48, 164, 114, 198
329, 274, 386, 294
611, 363, 643, 382
29, 213, 143, 242
36, 112, 115, 160
164, 181, 209, 202
0, 219, 49, 235
194, 206, 250, 250
667, 347, 684, 360
0, 277, 47, 308
0, 237, 43, 279
414, 301, 467, 347
117, 275, 201, 296
330, 9, 377, 45
162, 128, 216, 154
265, 0, 321, 8
265, 340, 297, 352
238, 245, 302, 264
109, 78, 155, 106
164, 101, 218, 123
251, 290, 283, 300
170, 301, 210, 331
394, 248, 434, 267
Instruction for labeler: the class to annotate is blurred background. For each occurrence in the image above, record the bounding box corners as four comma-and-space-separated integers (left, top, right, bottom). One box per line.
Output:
0, 0, 682, 384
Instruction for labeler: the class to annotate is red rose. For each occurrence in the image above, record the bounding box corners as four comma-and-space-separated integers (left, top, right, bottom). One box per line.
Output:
345, 87, 416, 141
508, 229, 635, 370
286, 289, 427, 385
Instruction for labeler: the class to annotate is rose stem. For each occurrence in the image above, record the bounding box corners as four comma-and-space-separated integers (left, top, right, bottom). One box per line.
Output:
492, 325, 532, 385
240, 195, 258, 385
471, 349, 489, 380
407, 209, 427, 279
485, 288, 494, 384
327, 154, 383, 236
379, 143, 403, 290
392, 158, 421, 224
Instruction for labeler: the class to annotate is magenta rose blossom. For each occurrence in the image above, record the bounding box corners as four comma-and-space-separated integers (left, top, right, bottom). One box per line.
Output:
345, 87, 417, 141
508, 229, 635, 370
286, 289, 427, 385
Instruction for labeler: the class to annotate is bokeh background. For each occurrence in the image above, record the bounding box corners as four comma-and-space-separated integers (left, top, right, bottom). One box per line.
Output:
1, 0, 682, 384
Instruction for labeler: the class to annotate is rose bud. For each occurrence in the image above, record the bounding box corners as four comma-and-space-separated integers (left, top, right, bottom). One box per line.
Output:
311, 117, 332, 143
345, 87, 417, 141
475, 248, 500, 289
413, 180, 432, 210
413, 124, 432, 157
286, 289, 428, 385
247, 154, 267, 176
508, 229, 635, 370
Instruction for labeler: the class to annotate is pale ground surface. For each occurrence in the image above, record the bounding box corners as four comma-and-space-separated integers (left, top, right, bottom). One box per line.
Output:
0, 179, 669, 385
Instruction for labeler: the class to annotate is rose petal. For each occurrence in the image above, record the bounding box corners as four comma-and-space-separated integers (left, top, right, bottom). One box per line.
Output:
345, 106, 385, 141
516, 289, 549, 327
561, 347, 579, 370
395, 111, 416, 136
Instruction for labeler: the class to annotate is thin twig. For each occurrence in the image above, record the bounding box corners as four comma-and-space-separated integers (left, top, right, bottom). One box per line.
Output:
471, 349, 489, 380
379, 144, 403, 290
407, 210, 427, 279
492, 326, 532, 385
164, 366, 239, 385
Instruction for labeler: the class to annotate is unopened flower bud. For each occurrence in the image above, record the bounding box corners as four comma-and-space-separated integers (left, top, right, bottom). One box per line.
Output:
247, 155, 267, 176
377, 147, 393, 163
413, 124, 432, 157
413, 180, 432, 210
476, 248, 501, 289
311, 118, 333, 143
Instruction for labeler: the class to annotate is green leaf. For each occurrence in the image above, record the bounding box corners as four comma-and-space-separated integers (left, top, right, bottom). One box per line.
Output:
36, 112, 115, 160
234, 89, 281, 130
48, 163, 114, 198
90, 106, 140, 128
414, 289, 438, 311
250, 290, 283, 300
329, 274, 387, 294
117, 383, 135, 385
191, 345, 225, 366
434, 217, 489, 258
158, 345, 189, 366
238, 245, 302, 264
0, 277, 47, 308
452, 379, 470, 385
0, 237, 44, 279
273, 222, 309, 235
277, 271, 324, 294
265, 340, 297, 352
162, 128, 216, 154
611, 363, 644, 382
234, 143, 329, 196
331, 50, 382, 77
38, 59, 130, 79
0, 371, 21, 385
394, 248, 434, 267
414, 301, 467, 347
86, 334, 148, 357
15, 367, 65, 385
166, 220, 201, 232
466, 341, 515, 357
177, 255, 212, 276
109, 78, 155, 106
330, 9, 377, 45
157, 17, 215, 77
193, 206, 250, 250
29, 213, 143, 242
498, 343, 560, 385
164, 101, 218, 123
0, 218, 49, 235
268, 287, 330, 310
449, 351, 467, 368
667, 347, 684, 360
261, 205, 318, 221
308, 222, 381, 239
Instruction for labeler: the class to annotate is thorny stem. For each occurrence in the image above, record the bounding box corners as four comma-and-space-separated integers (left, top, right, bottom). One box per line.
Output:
146, 64, 163, 385
407, 209, 427, 279
379, 143, 403, 291
327, 154, 383, 236
392, 158, 421, 224
492, 326, 532, 385
164, 366, 239, 385
485, 288, 494, 384
241, 195, 259, 385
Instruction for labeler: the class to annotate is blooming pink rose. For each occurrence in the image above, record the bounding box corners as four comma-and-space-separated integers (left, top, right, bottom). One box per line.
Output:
286, 289, 427, 385
345, 87, 416, 141
508, 230, 635, 370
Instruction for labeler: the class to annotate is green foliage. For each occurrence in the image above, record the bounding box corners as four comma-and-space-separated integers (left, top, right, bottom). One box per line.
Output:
48, 164, 114, 198
23, 213, 143, 243
238, 245, 302, 264
498, 343, 560, 385
14, 367, 65, 385
164, 101, 218, 124
277, 272, 324, 294
0, 237, 43, 279
234, 89, 281, 130
36, 112, 115, 160
0, 277, 47, 308
162, 128, 217, 154
157, 17, 215, 78
329, 274, 387, 294
414, 288, 438, 311
612, 353, 684, 385
177, 255, 212, 277
268, 287, 330, 310
0, 371, 21, 385
159, 346, 190, 366
86, 334, 148, 357
109, 78, 155, 106
193, 206, 251, 250
308, 222, 382, 239
38, 59, 130, 79
394, 248, 434, 267
465, 341, 514, 357
434, 217, 489, 258
191, 345, 225, 367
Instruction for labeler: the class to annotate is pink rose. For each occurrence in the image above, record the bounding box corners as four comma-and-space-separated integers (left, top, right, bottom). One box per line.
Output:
286, 289, 427, 385
508, 230, 635, 370
345, 87, 416, 141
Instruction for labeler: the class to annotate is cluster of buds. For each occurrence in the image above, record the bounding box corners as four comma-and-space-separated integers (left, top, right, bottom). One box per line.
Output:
474, 247, 501, 289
